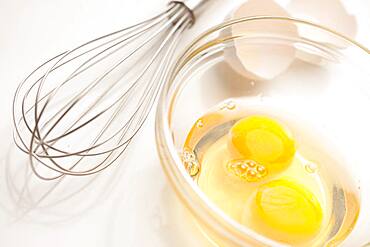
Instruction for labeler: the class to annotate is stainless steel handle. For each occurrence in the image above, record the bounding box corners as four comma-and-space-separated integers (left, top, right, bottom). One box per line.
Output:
176, 0, 210, 13
170, 0, 210, 20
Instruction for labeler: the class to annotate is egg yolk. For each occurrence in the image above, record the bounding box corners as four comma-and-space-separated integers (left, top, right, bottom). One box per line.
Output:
250, 179, 323, 242
229, 116, 295, 175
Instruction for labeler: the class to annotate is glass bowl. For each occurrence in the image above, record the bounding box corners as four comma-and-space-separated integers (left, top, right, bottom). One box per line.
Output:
155, 16, 370, 246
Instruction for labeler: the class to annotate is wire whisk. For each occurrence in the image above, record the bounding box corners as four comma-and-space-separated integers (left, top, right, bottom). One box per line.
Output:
13, 0, 209, 180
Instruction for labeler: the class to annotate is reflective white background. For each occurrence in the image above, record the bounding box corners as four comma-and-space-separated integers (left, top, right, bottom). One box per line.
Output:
0, 0, 369, 246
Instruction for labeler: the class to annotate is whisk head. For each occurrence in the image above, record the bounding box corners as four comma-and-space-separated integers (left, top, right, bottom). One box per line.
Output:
13, 2, 193, 180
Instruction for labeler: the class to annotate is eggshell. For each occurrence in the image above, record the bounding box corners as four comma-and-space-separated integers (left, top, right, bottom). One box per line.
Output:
287, 0, 357, 65
225, 0, 298, 81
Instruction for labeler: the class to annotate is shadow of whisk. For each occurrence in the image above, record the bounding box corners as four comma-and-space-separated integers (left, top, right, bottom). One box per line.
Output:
0, 129, 129, 224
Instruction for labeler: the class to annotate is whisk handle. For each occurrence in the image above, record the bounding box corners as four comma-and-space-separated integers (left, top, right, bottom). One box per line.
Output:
171, 0, 210, 20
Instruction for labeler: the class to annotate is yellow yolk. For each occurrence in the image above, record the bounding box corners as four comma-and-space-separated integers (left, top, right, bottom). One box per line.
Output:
229, 116, 295, 176
250, 179, 323, 242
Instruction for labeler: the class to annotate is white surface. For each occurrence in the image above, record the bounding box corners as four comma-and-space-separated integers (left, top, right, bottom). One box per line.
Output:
0, 0, 368, 246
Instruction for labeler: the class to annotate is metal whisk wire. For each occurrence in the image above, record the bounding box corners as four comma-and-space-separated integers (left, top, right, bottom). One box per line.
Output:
13, 1, 207, 180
